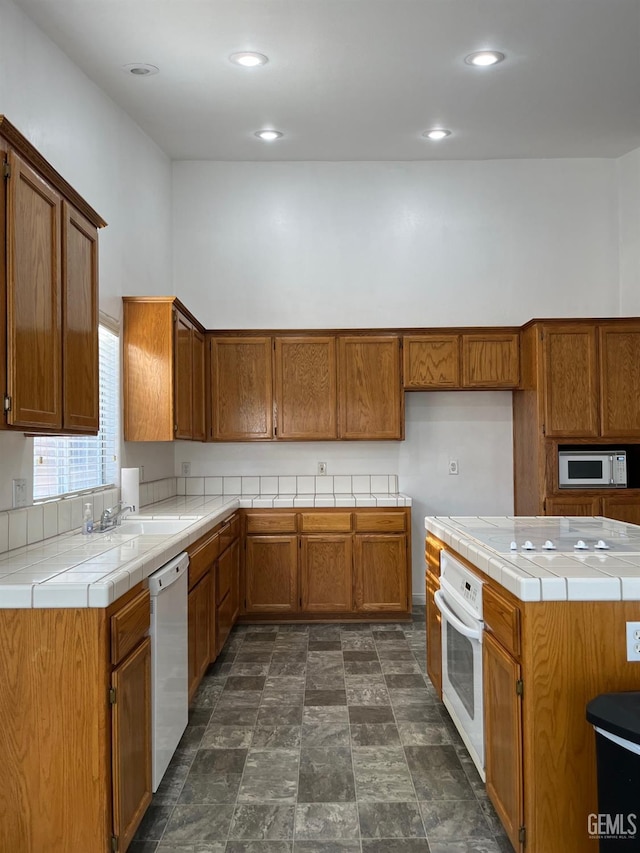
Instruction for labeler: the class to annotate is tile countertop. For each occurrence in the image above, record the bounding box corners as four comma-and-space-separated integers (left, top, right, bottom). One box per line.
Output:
0, 492, 411, 609
426, 515, 640, 603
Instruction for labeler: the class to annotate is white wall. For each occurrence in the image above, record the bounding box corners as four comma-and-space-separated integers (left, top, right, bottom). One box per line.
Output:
618, 147, 640, 316
172, 158, 621, 597
0, 0, 175, 510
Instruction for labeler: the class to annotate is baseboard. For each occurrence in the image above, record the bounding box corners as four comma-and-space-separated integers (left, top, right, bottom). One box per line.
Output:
412, 593, 426, 606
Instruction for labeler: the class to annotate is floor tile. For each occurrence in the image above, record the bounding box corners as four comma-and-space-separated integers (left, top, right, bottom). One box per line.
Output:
304, 689, 347, 706
133, 805, 174, 841
361, 840, 430, 852
245, 631, 278, 643
384, 674, 429, 689
397, 721, 451, 746
257, 705, 304, 726
229, 662, 271, 677
428, 842, 503, 853
345, 683, 390, 706
189, 748, 247, 774
298, 747, 356, 803
294, 843, 360, 853
393, 704, 443, 723
294, 803, 360, 839
348, 706, 395, 724
352, 747, 416, 802
178, 770, 243, 804
344, 660, 382, 675
350, 723, 401, 747
161, 804, 234, 844
200, 726, 254, 749
226, 842, 293, 853
420, 799, 494, 842
251, 725, 302, 748
224, 676, 267, 691
342, 650, 379, 661
358, 801, 426, 838
308, 640, 343, 651
305, 673, 346, 690
238, 749, 300, 803
269, 661, 307, 677
301, 719, 351, 747
208, 706, 259, 727
380, 660, 423, 675
229, 804, 296, 839
405, 746, 475, 801
389, 688, 433, 706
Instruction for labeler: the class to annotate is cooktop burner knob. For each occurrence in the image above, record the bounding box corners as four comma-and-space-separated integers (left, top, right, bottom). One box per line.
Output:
510, 541, 517, 551
574, 539, 589, 550
595, 539, 610, 550
542, 540, 556, 550
522, 540, 535, 550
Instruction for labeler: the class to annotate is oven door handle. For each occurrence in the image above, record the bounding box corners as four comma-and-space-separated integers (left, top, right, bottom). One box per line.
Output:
434, 590, 483, 641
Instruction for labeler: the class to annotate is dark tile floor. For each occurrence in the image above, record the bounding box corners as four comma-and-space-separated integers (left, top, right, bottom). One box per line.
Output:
130, 608, 513, 853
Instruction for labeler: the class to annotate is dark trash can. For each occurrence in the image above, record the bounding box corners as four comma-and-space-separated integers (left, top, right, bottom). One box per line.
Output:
587, 692, 640, 851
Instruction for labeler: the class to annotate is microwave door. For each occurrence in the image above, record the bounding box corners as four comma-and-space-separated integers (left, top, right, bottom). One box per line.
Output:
560, 455, 606, 487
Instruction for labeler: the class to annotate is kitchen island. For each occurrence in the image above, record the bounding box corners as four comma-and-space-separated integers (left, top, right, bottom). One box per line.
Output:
425, 515, 640, 853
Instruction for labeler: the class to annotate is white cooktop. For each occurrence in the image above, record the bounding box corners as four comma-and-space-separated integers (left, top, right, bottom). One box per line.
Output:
425, 516, 640, 603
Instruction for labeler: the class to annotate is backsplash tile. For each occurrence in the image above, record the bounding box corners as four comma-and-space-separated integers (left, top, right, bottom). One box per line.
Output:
26, 506, 44, 545
352, 475, 371, 494
186, 477, 205, 496
334, 475, 352, 493
9, 510, 27, 550
278, 476, 297, 494
42, 502, 58, 540
242, 476, 260, 495
205, 477, 223, 495
260, 476, 278, 494
315, 476, 334, 494
223, 476, 241, 495
0, 512, 9, 552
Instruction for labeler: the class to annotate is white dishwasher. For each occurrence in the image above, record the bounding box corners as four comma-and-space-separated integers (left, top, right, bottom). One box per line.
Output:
148, 552, 189, 792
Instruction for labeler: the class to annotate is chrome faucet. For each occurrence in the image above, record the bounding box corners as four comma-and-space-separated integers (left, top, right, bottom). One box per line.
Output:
99, 501, 134, 530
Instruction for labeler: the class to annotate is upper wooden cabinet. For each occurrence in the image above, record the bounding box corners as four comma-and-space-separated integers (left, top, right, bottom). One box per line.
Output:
123, 297, 206, 442
338, 336, 403, 439
403, 331, 520, 391
210, 336, 273, 440
1, 118, 105, 435
274, 336, 337, 439
599, 324, 640, 438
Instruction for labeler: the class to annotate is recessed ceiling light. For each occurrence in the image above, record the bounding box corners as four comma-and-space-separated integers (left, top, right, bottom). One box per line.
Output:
122, 63, 159, 76
255, 130, 283, 141
423, 129, 451, 141
230, 52, 269, 67
465, 51, 505, 67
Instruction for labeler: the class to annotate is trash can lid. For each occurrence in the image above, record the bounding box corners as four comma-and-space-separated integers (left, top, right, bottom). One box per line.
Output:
586, 692, 640, 745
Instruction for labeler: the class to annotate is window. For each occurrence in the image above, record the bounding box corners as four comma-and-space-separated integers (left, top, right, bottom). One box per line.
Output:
33, 325, 119, 501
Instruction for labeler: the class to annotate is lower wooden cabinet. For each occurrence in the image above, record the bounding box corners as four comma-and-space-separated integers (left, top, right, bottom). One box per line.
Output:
602, 494, 640, 525
301, 534, 352, 612
545, 493, 640, 524
244, 534, 299, 613
188, 572, 212, 701
111, 636, 152, 853
217, 539, 240, 654
426, 571, 442, 698
545, 495, 602, 516
354, 533, 408, 612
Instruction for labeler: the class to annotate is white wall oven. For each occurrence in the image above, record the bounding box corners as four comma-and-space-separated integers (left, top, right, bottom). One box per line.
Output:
434, 550, 485, 780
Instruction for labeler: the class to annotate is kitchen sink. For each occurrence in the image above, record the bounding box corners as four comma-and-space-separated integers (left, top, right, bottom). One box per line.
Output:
113, 518, 195, 536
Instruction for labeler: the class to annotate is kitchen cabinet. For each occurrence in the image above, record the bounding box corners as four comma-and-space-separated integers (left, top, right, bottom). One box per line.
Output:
403, 331, 520, 391
210, 336, 273, 440
599, 324, 640, 438
541, 324, 599, 438
1, 117, 105, 434
216, 537, 240, 654
338, 335, 403, 439
241, 508, 411, 620
123, 297, 206, 442
0, 584, 151, 853
601, 494, 640, 525
425, 572, 442, 698
274, 336, 337, 439
188, 572, 212, 701
544, 495, 602, 516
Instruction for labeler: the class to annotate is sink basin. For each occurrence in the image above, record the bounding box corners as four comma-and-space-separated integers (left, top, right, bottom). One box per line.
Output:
114, 518, 194, 536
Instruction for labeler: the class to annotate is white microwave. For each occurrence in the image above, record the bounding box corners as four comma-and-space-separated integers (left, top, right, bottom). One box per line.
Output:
558, 450, 627, 489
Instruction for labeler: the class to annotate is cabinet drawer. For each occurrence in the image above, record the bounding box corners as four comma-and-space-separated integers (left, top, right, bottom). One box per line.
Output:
188, 529, 220, 588
483, 584, 521, 658
219, 514, 240, 551
354, 511, 406, 533
246, 512, 297, 534
300, 512, 352, 533
111, 588, 151, 666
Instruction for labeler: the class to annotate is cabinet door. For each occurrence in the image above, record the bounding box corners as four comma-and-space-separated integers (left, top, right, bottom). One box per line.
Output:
545, 495, 601, 516
111, 637, 152, 853
301, 534, 352, 612
174, 310, 193, 440
426, 572, 442, 699
244, 535, 298, 613
542, 325, 599, 437
338, 336, 403, 439
602, 495, 640, 526
403, 335, 460, 389
217, 542, 239, 657
211, 337, 273, 440
462, 333, 520, 389
599, 324, 640, 438
274, 336, 337, 439
192, 327, 206, 441
6, 151, 62, 430
483, 631, 524, 853
188, 573, 211, 701
354, 533, 408, 612
62, 202, 99, 433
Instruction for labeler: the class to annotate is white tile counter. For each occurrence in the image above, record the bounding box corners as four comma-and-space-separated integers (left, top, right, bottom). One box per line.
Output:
426, 515, 640, 602
0, 492, 410, 608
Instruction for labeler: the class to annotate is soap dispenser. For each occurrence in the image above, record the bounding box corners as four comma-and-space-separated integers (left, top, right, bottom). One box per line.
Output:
82, 502, 94, 535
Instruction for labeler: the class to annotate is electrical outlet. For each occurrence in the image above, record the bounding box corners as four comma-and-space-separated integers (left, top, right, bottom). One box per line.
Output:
12, 478, 27, 508
626, 622, 640, 661
317, 462, 327, 476
181, 462, 191, 476
448, 459, 459, 475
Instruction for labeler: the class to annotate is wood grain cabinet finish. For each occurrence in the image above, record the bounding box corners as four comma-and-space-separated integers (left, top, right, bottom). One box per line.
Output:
462, 333, 520, 388
483, 630, 523, 853
545, 495, 602, 516
0, 585, 151, 853
338, 335, 403, 439
188, 572, 212, 702
601, 495, 640, 526
354, 533, 408, 612
210, 336, 273, 440
301, 534, 353, 612
599, 324, 640, 438
426, 571, 442, 699
275, 336, 337, 439
403, 335, 460, 389
541, 324, 599, 438
123, 297, 206, 442
1, 118, 104, 435
216, 539, 240, 654
244, 534, 299, 613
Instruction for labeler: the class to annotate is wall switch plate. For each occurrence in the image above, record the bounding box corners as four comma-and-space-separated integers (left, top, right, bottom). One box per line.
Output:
12, 478, 27, 508
317, 462, 327, 476
449, 459, 459, 475
181, 462, 191, 476
626, 622, 640, 661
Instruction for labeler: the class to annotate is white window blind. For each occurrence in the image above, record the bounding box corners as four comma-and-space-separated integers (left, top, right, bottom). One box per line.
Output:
33, 325, 119, 501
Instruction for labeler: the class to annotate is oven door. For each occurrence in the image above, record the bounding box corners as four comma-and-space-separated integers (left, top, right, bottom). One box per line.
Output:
435, 585, 485, 780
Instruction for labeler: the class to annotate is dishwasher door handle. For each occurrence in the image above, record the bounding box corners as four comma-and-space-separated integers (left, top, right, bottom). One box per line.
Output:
434, 590, 483, 641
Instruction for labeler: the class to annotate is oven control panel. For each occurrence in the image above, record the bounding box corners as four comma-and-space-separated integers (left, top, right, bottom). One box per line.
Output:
440, 550, 484, 620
